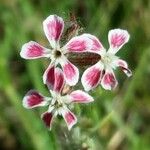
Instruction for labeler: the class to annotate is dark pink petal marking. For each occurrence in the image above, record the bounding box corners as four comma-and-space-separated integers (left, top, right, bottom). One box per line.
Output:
83, 34, 104, 53
20, 41, 49, 59
69, 90, 94, 103
91, 38, 102, 50
111, 34, 126, 47
23, 90, 48, 108
65, 35, 91, 53
108, 29, 130, 53
41, 112, 53, 129
101, 71, 118, 90
62, 108, 77, 130
81, 62, 103, 91
53, 68, 65, 93
43, 64, 55, 90
60, 59, 79, 86
43, 15, 64, 47
85, 68, 100, 86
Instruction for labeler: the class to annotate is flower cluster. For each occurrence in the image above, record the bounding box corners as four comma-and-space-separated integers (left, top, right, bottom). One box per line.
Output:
20, 14, 132, 130
23, 68, 93, 130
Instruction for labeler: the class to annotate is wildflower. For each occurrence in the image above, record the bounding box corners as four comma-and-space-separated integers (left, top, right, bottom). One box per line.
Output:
20, 15, 94, 86
81, 29, 132, 91
22, 67, 94, 130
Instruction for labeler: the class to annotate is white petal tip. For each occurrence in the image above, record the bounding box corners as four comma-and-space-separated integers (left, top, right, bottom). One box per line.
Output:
20, 44, 28, 59
22, 97, 30, 109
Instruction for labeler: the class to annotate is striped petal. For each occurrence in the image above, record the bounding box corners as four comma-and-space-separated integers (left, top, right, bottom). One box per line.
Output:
53, 68, 65, 93
22, 90, 49, 109
60, 57, 79, 86
64, 34, 92, 53
61, 108, 77, 130
81, 62, 104, 91
43, 64, 55, 90
20, 41, 50, 59
108, 29, 130, 54
82, 34, 105, 54
43, 15, 64, 48
64, 34, 104, 54
43, 65, 65, 92
41, 111, 54, 130
101, 69, 118, 90
69, 90, 94, 103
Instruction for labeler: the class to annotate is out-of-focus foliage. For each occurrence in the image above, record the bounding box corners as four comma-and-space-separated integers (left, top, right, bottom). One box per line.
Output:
0, 0, 150, 149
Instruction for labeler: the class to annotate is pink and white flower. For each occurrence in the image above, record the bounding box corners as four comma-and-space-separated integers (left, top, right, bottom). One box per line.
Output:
81, 29, 132, 91
20, 15, 94, 86
23, 67, 94, 130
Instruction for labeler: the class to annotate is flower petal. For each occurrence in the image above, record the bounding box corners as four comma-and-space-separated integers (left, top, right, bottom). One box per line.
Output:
43, 64, 55, 90
81, 62, 104, 91
69, 90, 94, 103
22, 90, 49, 109
108, 29, 130, 54
43, 65, 65, 92
82, 34, 105, 54
115, 59, 132, 77
41, 111, 54, 130
60, 57, 79, 86
43, 15, 64, 48
64, 34, 93, 53
53, 68, 65, 93
101, 69, 118, 90
61, 107, 77, 130
20, 41, 50, 59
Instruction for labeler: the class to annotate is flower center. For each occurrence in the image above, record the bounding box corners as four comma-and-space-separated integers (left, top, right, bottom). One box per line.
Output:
51, 95, 64, 109
102, 54, 112, 64
54, 50, 62, 58
54, 100, 63, 109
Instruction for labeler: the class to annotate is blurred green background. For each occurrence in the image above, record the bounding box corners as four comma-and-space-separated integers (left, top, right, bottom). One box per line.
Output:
0, 0, 150, 149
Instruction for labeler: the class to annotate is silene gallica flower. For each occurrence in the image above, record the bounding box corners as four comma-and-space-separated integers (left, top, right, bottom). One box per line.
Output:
20, 15, 95, 86
22, 67, 94, 130
81, 29, 132, 91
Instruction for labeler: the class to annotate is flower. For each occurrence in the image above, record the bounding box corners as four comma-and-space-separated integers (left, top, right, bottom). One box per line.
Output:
22, 67, 94, 130
81, 29, 132, 91
20, 15, 96, 86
